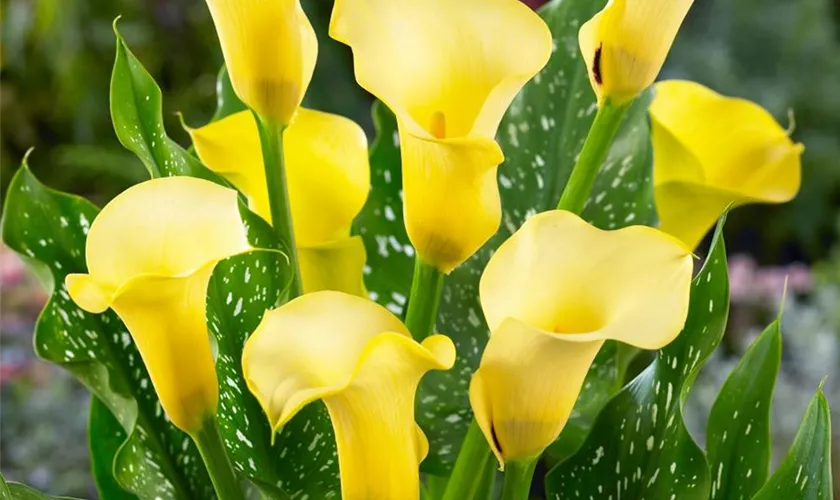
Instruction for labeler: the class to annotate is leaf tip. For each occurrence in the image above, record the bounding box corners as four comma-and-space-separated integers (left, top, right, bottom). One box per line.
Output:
112, 15, 123, 38
707, 211, 729, 256
776, 275, 789, 321
818, 376, 828, 394
22, 147, 34, 168
175, 111, 191, 133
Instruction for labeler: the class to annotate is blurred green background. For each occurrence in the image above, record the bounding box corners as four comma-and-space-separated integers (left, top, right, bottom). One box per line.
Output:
1, 0, 839, 497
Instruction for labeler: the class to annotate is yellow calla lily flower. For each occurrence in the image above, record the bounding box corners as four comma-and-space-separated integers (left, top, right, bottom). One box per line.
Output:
66, 178, 251, 433
579, 0, 694, 105
651, 80, 804, 250
188, 108, 370, 295
204, 0, 317, 124
470, 210, 692, 465
242, 291, 456, 499
329, 0, 551, 272
297, 237, 367, 297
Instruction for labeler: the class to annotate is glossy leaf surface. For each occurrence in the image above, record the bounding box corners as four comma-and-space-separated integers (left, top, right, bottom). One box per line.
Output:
88, 398, 138, 499
706, 318, 782, 499
110, 22, 223, 183
1, 163, 214, 499
753, 389, 833, 500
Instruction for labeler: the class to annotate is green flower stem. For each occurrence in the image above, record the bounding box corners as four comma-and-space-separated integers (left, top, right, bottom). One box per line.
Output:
474, 448, 499, 499
424, 475, 448, 499
441, 421, 495, 500
556, 99, 632, 214
192, 416, 244, 500
253, 112, 303, 298
404, 257, 445, 340
500, 458, 537, 500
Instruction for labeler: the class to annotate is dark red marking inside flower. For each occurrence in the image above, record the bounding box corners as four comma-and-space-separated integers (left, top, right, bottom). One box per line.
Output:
491, 424, 503, 454
593, 44, 603, 85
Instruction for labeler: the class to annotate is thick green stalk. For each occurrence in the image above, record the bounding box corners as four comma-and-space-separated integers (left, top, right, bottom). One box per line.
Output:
441, 421, 495, 500
404, 257, 445, 340
556, 99, 632, 214
499, 458, 537, 500
474, 448, 499, 499
424, 475, 448, 499
253, 112, 303, 298
192, 417, 244, 500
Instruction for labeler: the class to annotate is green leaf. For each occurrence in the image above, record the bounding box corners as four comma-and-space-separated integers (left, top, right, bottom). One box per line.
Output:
706, 318, 782, 499
0, 475, 10, 500
355, 100, 414, 313
5, 485, 77, 500
110, 20, 223, 183
0, 478, 80, 500
0, 162, 214, 500
89, 398, 138, 500
544, 341, 639, 464
207, 240, 339, 499
545, 220, 731, 500
210, 66, 247, 122
753, 389, 833, 500
356, 0, 658, 471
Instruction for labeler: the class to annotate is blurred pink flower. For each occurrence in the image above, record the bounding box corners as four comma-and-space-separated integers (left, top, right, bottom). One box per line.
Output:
0, 362, 27, 385
728, 253, 812, 307
1, 244, 48, 333
0, 245, 28, 286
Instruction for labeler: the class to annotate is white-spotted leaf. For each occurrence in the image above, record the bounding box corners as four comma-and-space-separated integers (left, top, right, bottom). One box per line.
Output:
752, 388, 833, 500
206, 242, 339, 498
1, 164, 215, 500
706, 318, 782, 499
110, 22, 224, 183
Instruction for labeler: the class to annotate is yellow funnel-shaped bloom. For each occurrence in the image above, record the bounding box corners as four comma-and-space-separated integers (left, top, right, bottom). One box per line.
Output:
204, 0, 317, 124
579, 0, 694, 105
330, 0, 551, 272
651, 80, 804, 250
470, 210, 692, 465
188, 109, 370, 296
243, 291, 455, 500
66, 178, 251, 433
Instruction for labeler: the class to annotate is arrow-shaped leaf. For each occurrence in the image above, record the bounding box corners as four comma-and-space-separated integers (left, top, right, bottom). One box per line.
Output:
1, 162, 215, 499
706, 318, 782, 499
110, 21, 224, 183
752, 388, 833, 500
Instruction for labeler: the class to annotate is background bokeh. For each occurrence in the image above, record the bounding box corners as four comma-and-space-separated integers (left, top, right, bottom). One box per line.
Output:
1, 0, 839, 497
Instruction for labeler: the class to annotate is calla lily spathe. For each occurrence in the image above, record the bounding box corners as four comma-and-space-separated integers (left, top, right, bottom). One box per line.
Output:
188, 109, 370, 296
470, 210, 692, 465
330, 0, 551, 272
242, 291, 455, 500
66, 178, 251, 432
204, 0, 317, 124
651, 80, 803, 250
579, 0, 694, 105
